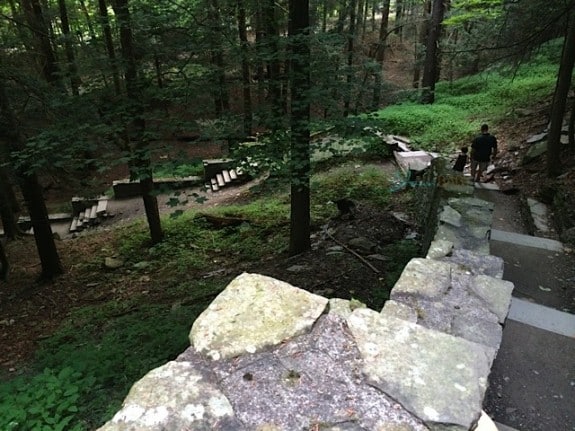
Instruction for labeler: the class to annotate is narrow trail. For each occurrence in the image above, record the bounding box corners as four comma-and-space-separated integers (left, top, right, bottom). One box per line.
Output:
477, 184, 575, 431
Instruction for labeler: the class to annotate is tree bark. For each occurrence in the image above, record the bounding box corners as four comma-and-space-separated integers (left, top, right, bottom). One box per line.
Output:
335, 0, 349, 34
0, 166, 20, 240
356, 0, 365, 40
263, 0, 283, 119
0, 82, 63, 280
412, 0, 431, 88
98, 0, 122, 95
420, 0, 445, 104
288, 0, 311, 255
58, 0, 82, 95
208, 0, 230, 116
394, 0, 403, 37
237, 0, 253, 136
569, 95, 575, 153
547, 9, 575, 177
322, 0, 328, 32
371, 0, 390, 108
112, 0, 164, 244
376, 0, 390, 62
343, 0, 357, 117
21, 0, 62, 87
0, 239, 8, 281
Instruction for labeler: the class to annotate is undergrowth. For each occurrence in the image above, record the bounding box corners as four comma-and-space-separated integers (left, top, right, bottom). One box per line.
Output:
371, 46, 558, 151
0, 282, 224, 430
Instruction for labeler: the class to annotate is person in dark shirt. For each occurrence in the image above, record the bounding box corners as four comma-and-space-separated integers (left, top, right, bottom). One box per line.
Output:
453, 146, 468, 173
470, 124, 497, 182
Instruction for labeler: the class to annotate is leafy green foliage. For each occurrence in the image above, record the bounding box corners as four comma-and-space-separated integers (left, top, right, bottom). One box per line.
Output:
153, 159, 204, 178
311, 163, 391, 209
116, 198, 291, 275
370, 46, 559, 151
29, 296, 221, 428
380, 240, 422, 288
0, 367, 93, 431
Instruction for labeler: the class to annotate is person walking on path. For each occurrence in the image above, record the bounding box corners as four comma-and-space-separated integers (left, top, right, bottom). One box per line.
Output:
471, 124, 497, 182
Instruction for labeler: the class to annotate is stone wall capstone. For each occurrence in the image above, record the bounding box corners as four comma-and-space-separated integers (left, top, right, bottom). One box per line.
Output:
97, 159, 513, 431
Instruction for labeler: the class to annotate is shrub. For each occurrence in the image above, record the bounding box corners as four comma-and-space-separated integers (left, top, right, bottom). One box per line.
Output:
311, 163, 391, 208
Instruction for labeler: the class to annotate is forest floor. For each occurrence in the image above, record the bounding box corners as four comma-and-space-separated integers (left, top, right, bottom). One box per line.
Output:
2, 42, 575, 375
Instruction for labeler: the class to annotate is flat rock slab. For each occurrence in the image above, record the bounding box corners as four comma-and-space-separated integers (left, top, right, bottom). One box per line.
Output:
97, 361, 242, 431
394, 150, 435, 173
440, 248, 504, 279
190, 273, 328, 360
348, 309, 492, 431
390, 258, 511, 351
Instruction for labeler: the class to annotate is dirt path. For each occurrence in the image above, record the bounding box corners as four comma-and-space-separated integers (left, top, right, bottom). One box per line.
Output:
51, 178, 264, 239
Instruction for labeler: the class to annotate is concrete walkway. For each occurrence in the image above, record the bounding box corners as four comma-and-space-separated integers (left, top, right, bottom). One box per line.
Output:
477, 186, 575, 431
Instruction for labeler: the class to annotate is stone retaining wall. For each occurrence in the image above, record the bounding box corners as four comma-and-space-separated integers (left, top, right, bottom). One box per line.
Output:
98, 159, 514, 431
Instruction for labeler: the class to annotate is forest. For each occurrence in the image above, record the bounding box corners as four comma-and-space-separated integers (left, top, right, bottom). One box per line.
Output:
1, 0, 575, 429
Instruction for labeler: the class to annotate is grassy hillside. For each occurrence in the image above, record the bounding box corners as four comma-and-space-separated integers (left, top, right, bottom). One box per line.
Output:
371, 39, 561, 151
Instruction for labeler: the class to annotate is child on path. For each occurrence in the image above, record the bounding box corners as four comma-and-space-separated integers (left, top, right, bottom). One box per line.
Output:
453, 146, 468, 173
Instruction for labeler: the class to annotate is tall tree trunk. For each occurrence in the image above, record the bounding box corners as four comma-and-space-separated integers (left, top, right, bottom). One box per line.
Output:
255, 2, 266, 103
361, 0, 369, 39
335, 0, 348, 34
0, 166, 20, 240
58, 0, 81, 95
569, 94, 575, 153
263, 0, 283, 119
237, 0, 253, 136
394, 0, 403, 37
371, 0, 376, 32
78, 0, 97, 41
371, 0, 390, 108
113, 0, 164, 244
209, 0, 230, 116
376, 0, 390, 61
412, 0, 430, 88
343, 0, 357, 117
322, 0, 328, 32
98, 0, 122, 95
547, 10, 575, 177
288, 0, 311, 255
356, 0, 364, 40
420, 0, 445, 104
0, 239, 8, 281
21, 0, 62, 87
0, 82, 63, 280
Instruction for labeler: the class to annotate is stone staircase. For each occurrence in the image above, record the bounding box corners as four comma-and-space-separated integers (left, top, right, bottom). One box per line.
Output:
68, 196, 111, 233
202, 159, 250, 192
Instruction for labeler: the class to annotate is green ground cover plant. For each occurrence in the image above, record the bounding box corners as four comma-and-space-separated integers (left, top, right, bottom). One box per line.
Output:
152, 159, 204, 178
372, 47, 559, 151
0, 289, 224, 430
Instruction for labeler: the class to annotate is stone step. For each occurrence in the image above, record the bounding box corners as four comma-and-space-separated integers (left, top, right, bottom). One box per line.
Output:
89, 204, 98, 223
210, 178, 220, 192
69, 216, 79, 233
96, 197, 109, 215
229, 169, 238, 180
222, 170, 232, 184
216, 173, 225, 187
